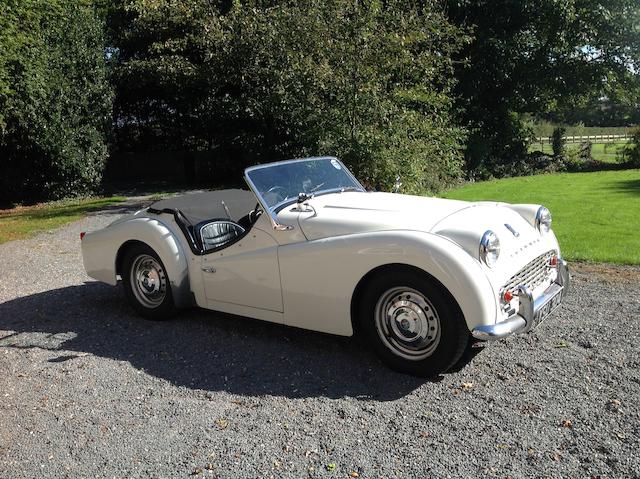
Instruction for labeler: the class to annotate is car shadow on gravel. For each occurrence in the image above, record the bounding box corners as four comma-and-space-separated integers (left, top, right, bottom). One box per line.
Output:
0, 283, 484, 400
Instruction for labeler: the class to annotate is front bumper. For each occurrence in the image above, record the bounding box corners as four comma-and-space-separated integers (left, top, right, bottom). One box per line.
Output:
472, 259, 570, 340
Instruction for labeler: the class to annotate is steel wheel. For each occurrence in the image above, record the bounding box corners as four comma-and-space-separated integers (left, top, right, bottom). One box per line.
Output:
374, 287, 442, 361
129, 254, 167, 309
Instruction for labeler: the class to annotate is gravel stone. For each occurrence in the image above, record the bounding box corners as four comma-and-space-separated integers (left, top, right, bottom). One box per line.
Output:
1, 202, 639, 478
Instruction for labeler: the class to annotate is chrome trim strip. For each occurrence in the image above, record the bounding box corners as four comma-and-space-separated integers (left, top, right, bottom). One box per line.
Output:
472, 259, 570, 340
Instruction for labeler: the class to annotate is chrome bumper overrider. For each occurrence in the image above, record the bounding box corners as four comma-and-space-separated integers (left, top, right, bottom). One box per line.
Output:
472, 259, 570, 341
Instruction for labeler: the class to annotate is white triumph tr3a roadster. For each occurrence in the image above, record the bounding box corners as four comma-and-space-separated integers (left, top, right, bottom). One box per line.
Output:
81, 156, 569, 376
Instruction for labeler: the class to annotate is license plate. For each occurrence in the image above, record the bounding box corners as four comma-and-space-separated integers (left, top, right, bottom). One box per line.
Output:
533, 288, 564, 326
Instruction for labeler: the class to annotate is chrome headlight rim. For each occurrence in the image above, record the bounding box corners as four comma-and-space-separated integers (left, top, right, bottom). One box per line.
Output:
535, 206, 552, 234
479, 230, 500, 267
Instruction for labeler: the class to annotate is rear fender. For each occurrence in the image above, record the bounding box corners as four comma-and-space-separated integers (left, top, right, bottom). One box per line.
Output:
82, 217, 192, 307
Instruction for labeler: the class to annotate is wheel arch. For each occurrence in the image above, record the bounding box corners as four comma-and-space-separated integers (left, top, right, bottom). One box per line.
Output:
116, 240, 146, 278
273, 229, 499, 336
109, 218, 194, 308
350, 263, 465, 337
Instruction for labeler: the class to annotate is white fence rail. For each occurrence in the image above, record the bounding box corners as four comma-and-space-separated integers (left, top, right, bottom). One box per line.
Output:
535, 134, 632, 144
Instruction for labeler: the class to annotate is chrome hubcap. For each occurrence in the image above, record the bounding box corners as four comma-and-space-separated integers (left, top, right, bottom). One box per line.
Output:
374, 287, 441, 361
130, 254, 167, 308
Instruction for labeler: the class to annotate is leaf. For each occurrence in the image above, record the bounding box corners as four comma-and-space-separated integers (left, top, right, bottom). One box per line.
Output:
325, 462, 336, 472
214, 418, 229, 429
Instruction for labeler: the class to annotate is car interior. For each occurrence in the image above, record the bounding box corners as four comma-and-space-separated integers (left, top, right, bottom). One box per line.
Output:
147, 189, 262, 254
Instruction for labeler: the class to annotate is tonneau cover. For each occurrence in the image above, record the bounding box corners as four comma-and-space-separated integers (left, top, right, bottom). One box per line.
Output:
150, 189, 257, 224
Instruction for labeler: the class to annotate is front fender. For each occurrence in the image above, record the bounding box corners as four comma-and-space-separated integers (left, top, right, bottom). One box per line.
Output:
81, 217, 192, 307
278, 230, 497, 336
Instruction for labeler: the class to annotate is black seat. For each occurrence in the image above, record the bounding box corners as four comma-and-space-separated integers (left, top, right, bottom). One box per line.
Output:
199, 220, 246, 251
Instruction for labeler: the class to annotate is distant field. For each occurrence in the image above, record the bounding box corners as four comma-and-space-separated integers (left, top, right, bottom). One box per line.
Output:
442, 169, 640, 264
532, 123, 632, 138
529, 140, 629, 163
0, 197, 125, 244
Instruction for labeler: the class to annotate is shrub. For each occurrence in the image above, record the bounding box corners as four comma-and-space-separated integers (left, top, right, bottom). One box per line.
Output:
621, 128, 640, 167
465, 111, 533, 179
551, 127, 567, 157
0, 1, 112, 205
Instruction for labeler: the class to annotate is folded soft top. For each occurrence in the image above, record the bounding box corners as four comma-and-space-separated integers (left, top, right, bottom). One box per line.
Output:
149, 189, 257, 224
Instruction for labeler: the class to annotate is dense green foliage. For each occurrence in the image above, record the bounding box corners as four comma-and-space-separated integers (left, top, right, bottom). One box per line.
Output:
443, 169, 640, 265
551, 128, 567, 158
621, 128, 640, 167
542, 96, 640, 127
0, 0, 112, 205
106, 0, 467, 193
446, 0, 640, 177
1, 0, 639, 204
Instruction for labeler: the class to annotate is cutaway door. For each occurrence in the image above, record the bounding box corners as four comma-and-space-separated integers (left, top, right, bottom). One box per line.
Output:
200, 227, 283, 312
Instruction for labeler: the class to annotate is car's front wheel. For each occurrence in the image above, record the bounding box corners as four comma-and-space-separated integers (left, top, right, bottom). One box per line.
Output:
359, 268, 469, 377
122, 243, 175, 320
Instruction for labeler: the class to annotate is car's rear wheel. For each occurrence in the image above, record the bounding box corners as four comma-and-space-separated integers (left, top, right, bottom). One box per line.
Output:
122, 243, 175, 320
359, 268, 469, 377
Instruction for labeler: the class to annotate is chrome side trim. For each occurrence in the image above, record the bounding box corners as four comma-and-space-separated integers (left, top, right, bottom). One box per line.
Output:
472, 259, 570, 340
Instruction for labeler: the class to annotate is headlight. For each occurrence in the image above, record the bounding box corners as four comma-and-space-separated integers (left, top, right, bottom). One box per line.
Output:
535, 206, 552, 234
479, 230, 500, 267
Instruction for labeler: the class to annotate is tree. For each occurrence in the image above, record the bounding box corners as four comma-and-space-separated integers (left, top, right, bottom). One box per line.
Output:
446, 0, 640, 176
0, 0, 112, 205
105, 0, 467, 193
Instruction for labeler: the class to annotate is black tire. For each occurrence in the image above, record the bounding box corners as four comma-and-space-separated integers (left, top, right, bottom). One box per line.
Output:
358, 267, 469, 377
122, 243, 176, 320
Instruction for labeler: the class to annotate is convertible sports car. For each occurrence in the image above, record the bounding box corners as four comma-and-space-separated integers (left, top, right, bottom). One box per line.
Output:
81, 156, 569, 376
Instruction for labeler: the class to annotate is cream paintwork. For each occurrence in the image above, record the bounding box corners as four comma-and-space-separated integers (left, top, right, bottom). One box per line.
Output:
277, 230, 496, 335
81, 170, 562, 338
82, 214, 191, 307
201, 225, 283, 312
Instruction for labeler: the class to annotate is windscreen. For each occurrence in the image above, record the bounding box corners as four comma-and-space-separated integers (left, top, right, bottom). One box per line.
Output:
245, 157, 364, 210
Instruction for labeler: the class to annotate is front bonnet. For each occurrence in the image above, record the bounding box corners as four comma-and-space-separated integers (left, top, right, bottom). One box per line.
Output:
295, 191, 471, 240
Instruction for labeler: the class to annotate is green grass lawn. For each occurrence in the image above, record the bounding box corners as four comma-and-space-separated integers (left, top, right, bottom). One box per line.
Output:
529, 141, 629, 163
442, 169, 640, 265
0, 196, 125, 244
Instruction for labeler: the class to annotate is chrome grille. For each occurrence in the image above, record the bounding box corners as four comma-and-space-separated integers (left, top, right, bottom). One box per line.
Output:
503, 250, 555, 295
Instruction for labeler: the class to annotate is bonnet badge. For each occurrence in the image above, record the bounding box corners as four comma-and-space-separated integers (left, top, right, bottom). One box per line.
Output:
505, 223, 520, 237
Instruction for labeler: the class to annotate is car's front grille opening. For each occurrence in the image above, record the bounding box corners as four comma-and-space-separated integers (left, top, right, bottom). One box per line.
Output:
503, 250, 555, 295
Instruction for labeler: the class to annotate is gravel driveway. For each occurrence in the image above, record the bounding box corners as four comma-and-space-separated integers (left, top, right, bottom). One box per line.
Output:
1, 202, 639, 478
